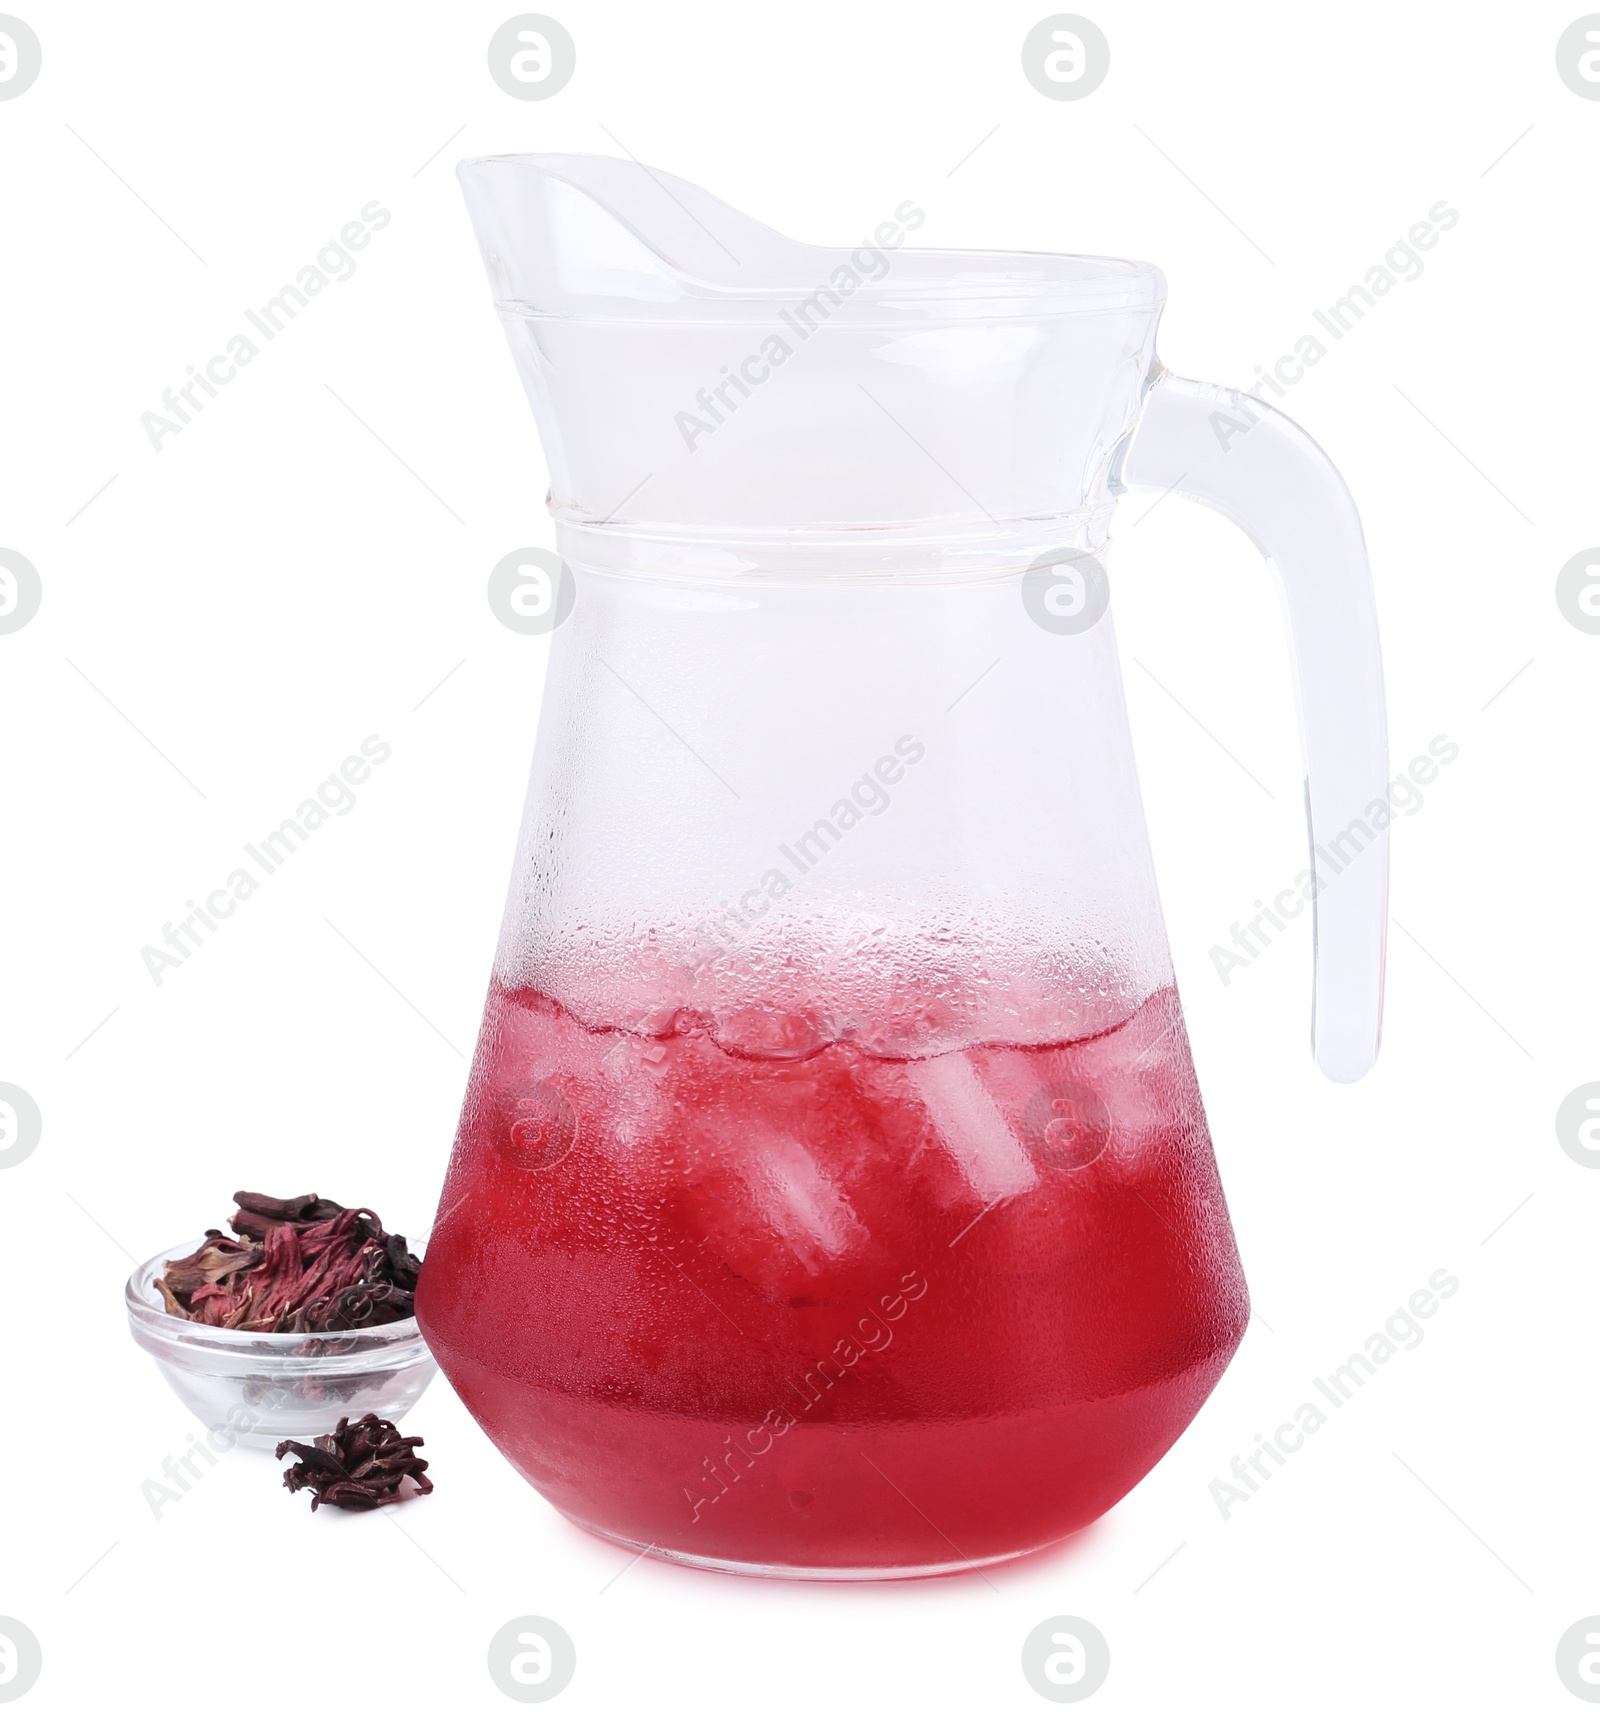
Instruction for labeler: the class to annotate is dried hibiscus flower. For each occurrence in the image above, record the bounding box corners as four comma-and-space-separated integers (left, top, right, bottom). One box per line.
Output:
155, 1191, 421, 1334
276, 1413, 432, 1511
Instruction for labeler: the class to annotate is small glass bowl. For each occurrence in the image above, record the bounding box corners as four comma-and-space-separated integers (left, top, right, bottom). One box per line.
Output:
126, 1237, 438, 1450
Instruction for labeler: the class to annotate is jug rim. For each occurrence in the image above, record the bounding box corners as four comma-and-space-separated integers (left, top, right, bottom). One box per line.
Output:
458, 152, 1167, 319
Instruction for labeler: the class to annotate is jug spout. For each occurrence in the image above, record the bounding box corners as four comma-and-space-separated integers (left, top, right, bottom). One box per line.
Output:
457, 152, 833, 309
457, 153, 1165, 546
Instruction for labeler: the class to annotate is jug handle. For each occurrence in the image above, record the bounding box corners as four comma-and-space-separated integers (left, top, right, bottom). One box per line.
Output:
1121, 369, 1388, 1083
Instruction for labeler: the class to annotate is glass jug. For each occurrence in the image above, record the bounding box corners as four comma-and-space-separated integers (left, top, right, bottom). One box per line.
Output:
415, 155, 1388, 1579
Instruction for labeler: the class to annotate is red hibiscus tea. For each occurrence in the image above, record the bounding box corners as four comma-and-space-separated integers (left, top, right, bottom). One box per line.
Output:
416, 980, 1248, 1577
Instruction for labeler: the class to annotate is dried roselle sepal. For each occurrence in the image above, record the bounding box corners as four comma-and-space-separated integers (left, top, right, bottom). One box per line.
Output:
229, 1190, 345, 1240
383, 1232, 421, 1292
158, 1193, 425, 1334
155, 1230, 262, 1323
306, 1279, 416, 1332
275, 1414, 432, 1511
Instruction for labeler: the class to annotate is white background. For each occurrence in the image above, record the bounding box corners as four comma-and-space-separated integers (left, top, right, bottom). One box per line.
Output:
2, 2, 1595, 1712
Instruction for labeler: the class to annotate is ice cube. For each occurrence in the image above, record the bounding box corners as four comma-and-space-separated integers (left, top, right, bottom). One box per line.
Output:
736, 1130, 867, 1272
908, 1052, 1040, 1202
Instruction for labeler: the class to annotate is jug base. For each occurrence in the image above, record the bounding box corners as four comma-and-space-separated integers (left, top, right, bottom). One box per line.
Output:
564, 1513, 1052, 1583
425, 1341, 1244, 1580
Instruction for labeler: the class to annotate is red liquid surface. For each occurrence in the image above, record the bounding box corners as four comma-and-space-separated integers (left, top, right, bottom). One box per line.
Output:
417, 982, 1248, 1575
